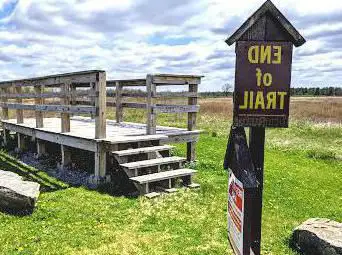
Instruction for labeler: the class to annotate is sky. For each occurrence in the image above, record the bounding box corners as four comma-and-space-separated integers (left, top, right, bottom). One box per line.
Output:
0, 0, 342, 91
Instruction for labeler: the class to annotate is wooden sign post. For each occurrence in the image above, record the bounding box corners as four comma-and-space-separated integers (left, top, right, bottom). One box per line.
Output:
224, 1, 305, 255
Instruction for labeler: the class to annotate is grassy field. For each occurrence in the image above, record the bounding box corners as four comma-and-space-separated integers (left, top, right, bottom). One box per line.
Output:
0, 97, 341, 254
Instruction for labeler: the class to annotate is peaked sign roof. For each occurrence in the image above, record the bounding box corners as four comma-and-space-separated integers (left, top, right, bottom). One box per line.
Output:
225, 0, 306, 47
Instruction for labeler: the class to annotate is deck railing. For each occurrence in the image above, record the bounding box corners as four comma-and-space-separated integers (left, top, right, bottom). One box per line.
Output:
0, 70, 107, 139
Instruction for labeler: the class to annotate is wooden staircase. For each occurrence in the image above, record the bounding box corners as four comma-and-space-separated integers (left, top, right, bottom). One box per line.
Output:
111, 137, 199, 197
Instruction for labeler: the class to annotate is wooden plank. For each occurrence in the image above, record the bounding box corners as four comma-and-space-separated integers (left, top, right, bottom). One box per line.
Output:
144, 192, 160, 199
0, 103, 96, 114
0, 90, 95, 99
15, 87, 24, 124
106, 134, 168, 144
187, 84, 198, 162
115, 81, 123, 123
107, 79, 146, 87
0, 88, 9, 120
94, 71, 107, 139
121, 156, 185, 170
146, 74, 156, 135
112, 145, 174, 157
61, 82, 70, 133
130, 168, 196, 184
154, 104, 200, 113
95, 142, 106, 177
0, 70, 102, 88
35, 86, 44, 128
154, 92, 198, 98
122, 102, 147, 109
152, 75, 202, 85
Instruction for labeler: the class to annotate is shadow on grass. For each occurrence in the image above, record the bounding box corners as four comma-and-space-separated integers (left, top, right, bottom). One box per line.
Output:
0, 151, 68, 193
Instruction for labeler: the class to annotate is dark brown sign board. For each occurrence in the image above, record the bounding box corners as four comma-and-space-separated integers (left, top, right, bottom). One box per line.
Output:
224, 0, 306, 255
234, 41, 293, 128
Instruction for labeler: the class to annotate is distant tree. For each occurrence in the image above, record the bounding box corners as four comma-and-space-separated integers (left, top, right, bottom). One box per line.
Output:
222, 83, 232, 96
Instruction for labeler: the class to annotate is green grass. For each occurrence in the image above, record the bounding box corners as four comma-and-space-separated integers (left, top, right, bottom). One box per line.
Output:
0, 113, 341, 254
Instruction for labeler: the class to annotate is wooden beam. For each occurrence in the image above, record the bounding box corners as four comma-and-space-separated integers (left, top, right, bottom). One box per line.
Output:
94, 71, 106, 139
15, 87, 24, 124
61, 83, 70, 133
94, 142, 106, 177
0, 88, 9, 120
0, 70, 102, 88
35, 86, 44, 128
154, 104, 200, 113
146, 74, 156, 135
0, 90, 95, 99
115, 81, 123, 123
187, 84, 198, 162
152, 75, 202, 85
0, 103, 96, 114
107, 79, 146, 87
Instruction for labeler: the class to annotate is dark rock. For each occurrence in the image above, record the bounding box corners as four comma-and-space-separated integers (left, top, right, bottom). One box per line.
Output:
292, 218, 342, 255
0, 170, 40, 212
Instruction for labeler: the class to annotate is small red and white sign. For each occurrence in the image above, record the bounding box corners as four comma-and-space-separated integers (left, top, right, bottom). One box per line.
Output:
228, 171, 244, 255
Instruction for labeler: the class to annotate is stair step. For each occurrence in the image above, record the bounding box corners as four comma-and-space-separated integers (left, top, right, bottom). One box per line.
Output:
130, 168, 196, 184
113, 145, 174, 157
144, 192, 161, 199
107, 134, 168, 144
121, 157, 185, 170
188, 183, 201, 189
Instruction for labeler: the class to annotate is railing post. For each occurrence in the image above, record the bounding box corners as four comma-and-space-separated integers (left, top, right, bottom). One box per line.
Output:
187, 83, 198, 162
60, 83, 71, 167
94, 71, 107, 179
115, 81, 123, 123
15, 86, 25, 151
146, 74, 156, 135
35, 85, 46, 158
1, 87, 9, 146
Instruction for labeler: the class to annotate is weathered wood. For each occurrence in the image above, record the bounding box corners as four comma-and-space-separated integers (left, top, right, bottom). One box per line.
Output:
34, 86, 44, 128
94, 142, 106, 177
225, 0, 306, 47
107, 79, 146, 87
154, 104, 200, 113
61, 145, 72, 167
36, 139, 47, 158
0, 90, 95, 99
0, 70, 102, 88
122, 102, 147, 109
0, 103, 96, 114
61, 83, 70, 133
115, 81, 123, 123
17, 133, 26, 151
94, 71, 106, 139
0, 88, 9, 120
121, 156, 185, 170
152, 74, 202, 85
146, 74, 156, 135
112, 145, 174, 157
187, 84, 198, 162
154, 92, 198, 98
15, 87, 24, 124
130, 168, 196, 184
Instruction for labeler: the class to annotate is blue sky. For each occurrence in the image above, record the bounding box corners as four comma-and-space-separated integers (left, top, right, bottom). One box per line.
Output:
0, 0, 342, 91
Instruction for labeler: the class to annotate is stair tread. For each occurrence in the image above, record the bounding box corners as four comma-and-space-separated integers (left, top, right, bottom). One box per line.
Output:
106, 134, 168, 144
121, 156, 185, 170
113, 145, 174, 157
130, 168, 196, 184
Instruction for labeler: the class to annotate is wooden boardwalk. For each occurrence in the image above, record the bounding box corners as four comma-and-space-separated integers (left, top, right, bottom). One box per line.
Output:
0, 70, 202, 196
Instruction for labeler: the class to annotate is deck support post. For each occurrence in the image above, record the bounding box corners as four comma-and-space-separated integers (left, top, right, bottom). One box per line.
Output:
61, 145, 72, 168
187, 84, 198, 162
115, 81, 123, 123
95, 71, 107, 139
89, 141, 110, 186
146, 74, 156, 135
17, 133, 26, 152
36, 139, 47, 158
2, 128, 9, 146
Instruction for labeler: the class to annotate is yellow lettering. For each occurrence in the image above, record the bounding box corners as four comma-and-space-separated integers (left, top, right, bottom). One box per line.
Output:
266, 92, 276, 109
260, 45, 271, 64
249, 91, 254, 109
263, 73, 273, 87
273, 46, 282, 64
248, 46, 259, 64
255, 91, 265, 110
278, 92, 287, 109
239, 91, 249, 109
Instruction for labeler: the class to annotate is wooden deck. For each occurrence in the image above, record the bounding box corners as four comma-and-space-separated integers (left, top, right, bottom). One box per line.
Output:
0, 71, 202, 193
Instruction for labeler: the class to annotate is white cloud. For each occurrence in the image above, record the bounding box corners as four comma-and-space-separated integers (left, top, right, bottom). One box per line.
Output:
0, 0, 341, 90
